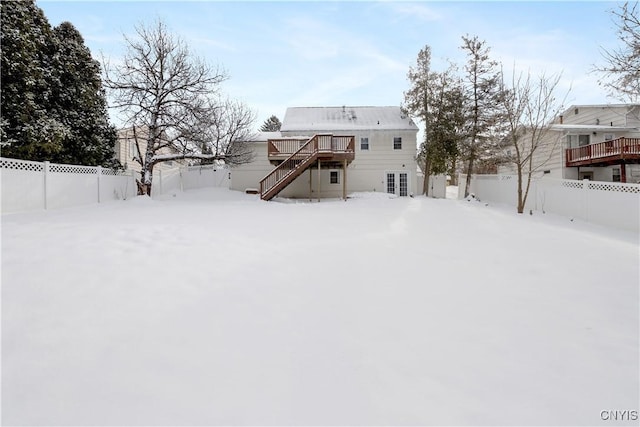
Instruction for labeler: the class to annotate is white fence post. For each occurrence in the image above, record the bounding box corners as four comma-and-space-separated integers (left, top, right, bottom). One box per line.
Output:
43, 161, 49, 210
583, 179, 589, 222
97, 166, 102, 203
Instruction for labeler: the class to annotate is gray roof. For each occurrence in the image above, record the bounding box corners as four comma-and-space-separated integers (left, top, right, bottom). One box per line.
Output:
281, 106, 418, 132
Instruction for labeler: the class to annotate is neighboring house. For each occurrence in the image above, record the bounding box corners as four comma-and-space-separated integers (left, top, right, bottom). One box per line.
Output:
229, 106, 422, 200
115, 126, 185, 175
498, 104, 640, 183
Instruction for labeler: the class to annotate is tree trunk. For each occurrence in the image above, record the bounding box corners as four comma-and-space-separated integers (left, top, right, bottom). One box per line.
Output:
137, 162, 154, 196
464, 156, 474, 198
516, 165, 524, 214
423, 156, 431, 196
450, 157, 458, 186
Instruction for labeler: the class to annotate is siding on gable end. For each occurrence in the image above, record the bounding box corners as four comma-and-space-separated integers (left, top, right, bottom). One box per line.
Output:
563, 105, 632, 127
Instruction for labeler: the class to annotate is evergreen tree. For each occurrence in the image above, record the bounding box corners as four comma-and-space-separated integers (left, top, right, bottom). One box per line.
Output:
0, 0, 62, 159
404, 46, 464, 195
0, 1, 116, 166
50, 22, 117, 166
259, 115, 282, 132
459, 35, 505, 197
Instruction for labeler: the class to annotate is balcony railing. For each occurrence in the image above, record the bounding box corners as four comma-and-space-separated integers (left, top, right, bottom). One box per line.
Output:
268, 134, 355, 159
565, 137, 640, 167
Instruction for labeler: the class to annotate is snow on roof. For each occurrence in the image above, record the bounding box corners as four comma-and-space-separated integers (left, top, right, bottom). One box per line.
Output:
562, 103, 640, 111
242, 131, 282, 142
280, 106, 418, 132
550, 124, 637, 132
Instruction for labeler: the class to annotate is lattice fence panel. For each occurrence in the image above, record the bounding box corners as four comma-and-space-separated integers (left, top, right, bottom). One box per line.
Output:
561, 180, 583, 189
589, 182, 640, 193
101, 168, 126, 176
0, 158, 44, 172
49, 164, 97, 174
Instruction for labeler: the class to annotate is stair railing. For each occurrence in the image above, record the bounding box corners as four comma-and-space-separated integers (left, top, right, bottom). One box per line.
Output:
260, 134, 323, 199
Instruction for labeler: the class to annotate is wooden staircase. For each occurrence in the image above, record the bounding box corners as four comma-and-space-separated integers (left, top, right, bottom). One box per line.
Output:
259, 134, 354, 201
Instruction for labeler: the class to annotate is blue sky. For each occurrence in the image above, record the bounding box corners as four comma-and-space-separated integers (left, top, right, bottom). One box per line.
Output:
37, 1, 623, 130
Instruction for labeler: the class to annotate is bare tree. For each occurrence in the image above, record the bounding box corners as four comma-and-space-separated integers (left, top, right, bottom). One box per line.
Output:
104, 19, 254, 195
596, 2, 640, 101
459, 35, 504, 197
499, 69, 568, 213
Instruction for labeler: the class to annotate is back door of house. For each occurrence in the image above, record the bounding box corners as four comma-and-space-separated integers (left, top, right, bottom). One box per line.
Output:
386, 172, 408, 196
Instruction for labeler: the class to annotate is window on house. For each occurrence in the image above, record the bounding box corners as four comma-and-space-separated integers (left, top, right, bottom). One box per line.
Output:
393, 137, 402, 150
129, 140, 136, 159
360, 137, 369, 150
566, 134, 590, 148
613, 168, 621, 182
604, 133, 615, 141
578, 135, 590, 146
330, 171, 339, 184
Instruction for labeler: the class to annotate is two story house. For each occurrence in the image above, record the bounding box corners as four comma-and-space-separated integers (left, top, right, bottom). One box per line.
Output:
229, 106, 421, 200
498, 104, 640, 183
115, 126, 185, 174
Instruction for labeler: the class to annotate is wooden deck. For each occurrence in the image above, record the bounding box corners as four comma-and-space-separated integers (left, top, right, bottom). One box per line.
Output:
260, 134, 355, 201
565, 137, 640, 167
268, 135, 355, 162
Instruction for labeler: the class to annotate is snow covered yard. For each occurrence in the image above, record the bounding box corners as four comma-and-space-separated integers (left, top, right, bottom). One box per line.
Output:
2, 187, 638, 426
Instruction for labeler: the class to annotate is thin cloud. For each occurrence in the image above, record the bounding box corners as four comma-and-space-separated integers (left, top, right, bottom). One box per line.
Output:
188, 36, 237, 52
384, 2, 443, 22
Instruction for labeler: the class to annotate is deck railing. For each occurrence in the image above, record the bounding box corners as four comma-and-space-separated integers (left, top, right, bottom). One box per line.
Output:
268, 138, 310, 157
268, 135, 355, 157
260, 134, 355, 200
565, 137, 640, 165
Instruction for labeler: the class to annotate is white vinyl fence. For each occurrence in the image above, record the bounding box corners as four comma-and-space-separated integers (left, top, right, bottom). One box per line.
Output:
459, 174, 640, 232
1, 157, 136, 214
151, 164, 229, 198
1, 158, 230, 214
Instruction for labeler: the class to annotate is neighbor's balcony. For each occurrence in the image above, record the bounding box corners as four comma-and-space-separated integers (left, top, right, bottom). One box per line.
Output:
565, 137, 640, 167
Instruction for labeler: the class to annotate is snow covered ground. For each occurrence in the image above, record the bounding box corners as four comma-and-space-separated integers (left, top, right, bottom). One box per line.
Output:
2, 187, 638, 426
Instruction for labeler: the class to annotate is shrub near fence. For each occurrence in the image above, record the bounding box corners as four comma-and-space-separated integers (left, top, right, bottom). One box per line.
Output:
459, 174, 640, 232
1, 157, 135, 214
